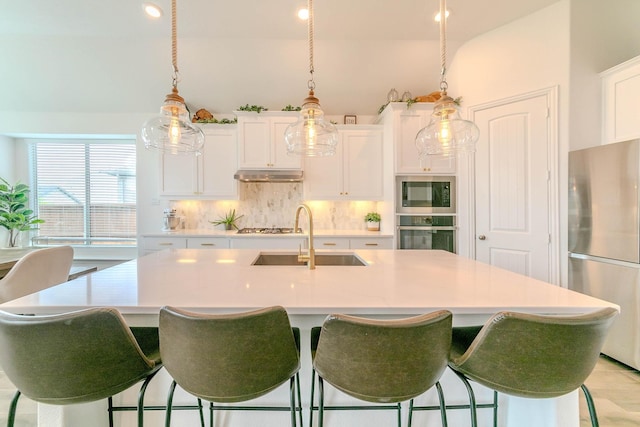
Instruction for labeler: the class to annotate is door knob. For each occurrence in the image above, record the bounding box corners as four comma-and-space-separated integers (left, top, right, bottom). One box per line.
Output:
478, 235, 486, 240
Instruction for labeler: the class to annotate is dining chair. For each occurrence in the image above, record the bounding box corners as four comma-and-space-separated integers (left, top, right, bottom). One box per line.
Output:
448, 307, 618, 427
159, 305, 302, 427
310, 310, 452, 427
0, 245, 74, 303
0, 307, 163, 427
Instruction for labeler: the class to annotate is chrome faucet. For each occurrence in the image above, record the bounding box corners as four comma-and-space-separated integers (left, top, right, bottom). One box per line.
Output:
294, 203, 315, 270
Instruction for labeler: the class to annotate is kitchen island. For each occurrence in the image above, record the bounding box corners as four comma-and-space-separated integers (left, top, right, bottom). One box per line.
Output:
0, 249, 617, 427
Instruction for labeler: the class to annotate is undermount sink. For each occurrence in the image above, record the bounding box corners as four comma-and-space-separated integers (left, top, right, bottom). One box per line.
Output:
251, 252, 367, 267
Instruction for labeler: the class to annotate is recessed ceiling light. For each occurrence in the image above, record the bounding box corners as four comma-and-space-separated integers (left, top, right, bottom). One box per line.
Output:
434, 9, 450, 22
297, 8, 309, 20
143, 2, 163, 19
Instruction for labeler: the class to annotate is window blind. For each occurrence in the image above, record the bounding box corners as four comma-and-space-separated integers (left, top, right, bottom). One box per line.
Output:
29, 140, 136, 246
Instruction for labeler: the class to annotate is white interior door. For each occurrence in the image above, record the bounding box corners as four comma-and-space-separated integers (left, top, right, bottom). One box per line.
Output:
474, 93, 551, 281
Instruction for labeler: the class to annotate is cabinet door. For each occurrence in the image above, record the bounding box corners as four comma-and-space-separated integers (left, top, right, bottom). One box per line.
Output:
271, 116, 301, 169
350, 237, 393, 249
238, 115, 271, 168
186, 237, 230, 249
343, 130, 384, 200
303, 145, 343, 199
200, 128, 238, 198
141, 236, 187, 251
602, 57, 640, 143
159, 153, 198, 196
230, 238, 307, 250
315, 237, 350, 249
395, 107, 456, 174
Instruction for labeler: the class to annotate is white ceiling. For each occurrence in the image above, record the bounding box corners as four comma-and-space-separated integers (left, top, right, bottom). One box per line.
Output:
0, 0, 560, 120
0, 0, 559, 40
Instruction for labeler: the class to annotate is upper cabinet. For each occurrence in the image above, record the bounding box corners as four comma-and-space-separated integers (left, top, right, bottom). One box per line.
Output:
159, 125, 238, 199
304, 127, 384, 200
236, 111, 301, 169
378, 102, 456, 174
602, 55, 640, 144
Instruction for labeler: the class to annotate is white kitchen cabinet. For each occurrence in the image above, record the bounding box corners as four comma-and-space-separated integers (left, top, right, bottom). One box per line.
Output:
159, 125, 238, 199
315, 236, 393, 250
236, 111, 301, 169
230, 238, 307, 250
349, 237, 393, 249
140, 236, 187, 255
186, 237, 230, 249
378, 102, 456, 174
304, 127, 384, 200
315, 237, 350, 249
602, 55, 640, 144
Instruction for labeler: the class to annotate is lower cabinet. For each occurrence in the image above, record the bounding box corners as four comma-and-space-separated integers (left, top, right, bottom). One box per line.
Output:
230, 238, 308, 250
140, 236, 187, 255
187, 238, 230, 249
314, 236, 393, 250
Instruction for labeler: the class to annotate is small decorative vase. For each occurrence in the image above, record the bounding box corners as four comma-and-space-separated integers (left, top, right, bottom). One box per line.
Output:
367, 221, 380, 231
387, 88, 399, 103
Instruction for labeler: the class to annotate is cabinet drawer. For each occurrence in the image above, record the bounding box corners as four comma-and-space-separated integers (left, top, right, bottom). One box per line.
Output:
315, 237, 350, 249
230, 238, 307, 250
142, 237, 187, 251
350, 237, 393, 250
187, 238, 230, 249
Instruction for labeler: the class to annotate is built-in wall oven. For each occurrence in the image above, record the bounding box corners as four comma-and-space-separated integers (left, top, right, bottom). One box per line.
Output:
396, 176, 457, 252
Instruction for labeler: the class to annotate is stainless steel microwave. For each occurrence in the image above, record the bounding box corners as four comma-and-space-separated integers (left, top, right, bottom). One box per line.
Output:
396, 175, 456, 214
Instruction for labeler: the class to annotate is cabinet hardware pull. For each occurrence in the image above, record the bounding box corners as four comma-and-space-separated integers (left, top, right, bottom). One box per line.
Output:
159, 243, 173, 246
365, 243, 378, 246
323, 243, 336, 246
200, 243, 215, 246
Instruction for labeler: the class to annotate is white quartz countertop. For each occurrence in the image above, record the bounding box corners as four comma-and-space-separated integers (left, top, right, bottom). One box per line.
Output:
0, 249, 616, 317
141, 229, 393, 238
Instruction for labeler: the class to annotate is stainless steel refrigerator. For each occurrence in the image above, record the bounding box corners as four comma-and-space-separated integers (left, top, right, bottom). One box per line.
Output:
569, 139, 640, 369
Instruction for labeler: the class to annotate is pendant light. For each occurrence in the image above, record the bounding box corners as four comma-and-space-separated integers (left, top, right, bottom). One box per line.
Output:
141, 0, 204, 156
415, 0, 479, 157
284, 0, 338, 157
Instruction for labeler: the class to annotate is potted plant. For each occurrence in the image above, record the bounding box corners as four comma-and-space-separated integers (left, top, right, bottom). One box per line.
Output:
209, 209, 244, 231
364, 212, 381, 231
0, 178, 44, 248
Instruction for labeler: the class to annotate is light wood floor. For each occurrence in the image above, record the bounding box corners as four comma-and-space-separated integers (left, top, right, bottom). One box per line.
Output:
0, 355, 638, 426
581, 355, 640, 426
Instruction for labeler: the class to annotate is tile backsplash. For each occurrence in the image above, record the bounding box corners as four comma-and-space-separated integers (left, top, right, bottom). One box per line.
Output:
172, 182, 381, 231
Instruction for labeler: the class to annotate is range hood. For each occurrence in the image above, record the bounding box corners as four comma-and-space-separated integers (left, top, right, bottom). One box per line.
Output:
234, 169, 304, 182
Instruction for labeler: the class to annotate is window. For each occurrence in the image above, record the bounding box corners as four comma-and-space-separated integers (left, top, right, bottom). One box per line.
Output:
29, 140, 136, 246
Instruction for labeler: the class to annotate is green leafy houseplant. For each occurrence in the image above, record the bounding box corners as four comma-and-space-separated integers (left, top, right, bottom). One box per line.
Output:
365, 212, 381, 231
0, 178, 44, 247
364, 212, 381, 223
209, 209, 244, 231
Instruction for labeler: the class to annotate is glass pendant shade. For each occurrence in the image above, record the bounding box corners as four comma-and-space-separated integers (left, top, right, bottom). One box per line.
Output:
142, 88, 205, 156
285, 91, 338, 157
415, 94, 479, 157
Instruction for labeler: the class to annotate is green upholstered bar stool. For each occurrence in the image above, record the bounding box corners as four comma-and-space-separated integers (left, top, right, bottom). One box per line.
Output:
0, 307, 162, 427
448, 307, 618, 427
159, 305, 302, 427
310, 310, 452, 427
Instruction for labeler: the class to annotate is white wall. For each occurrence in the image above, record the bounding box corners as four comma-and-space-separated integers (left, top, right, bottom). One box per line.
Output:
448, 0, 640, 286
0, 135, 16, 245
447, 2, 571, 266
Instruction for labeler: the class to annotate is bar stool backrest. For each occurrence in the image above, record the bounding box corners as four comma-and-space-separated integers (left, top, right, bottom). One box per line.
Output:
0, 307, 160, 404
450, 307, 618, 398
0, 246, 73, 303
159, 305, 300, 403
313, 310, 452, 403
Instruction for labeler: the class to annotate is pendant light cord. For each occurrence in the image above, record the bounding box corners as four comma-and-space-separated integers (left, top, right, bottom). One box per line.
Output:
171, 0, 179, 88
307, 0, 316, 91
439, 0, 448, 93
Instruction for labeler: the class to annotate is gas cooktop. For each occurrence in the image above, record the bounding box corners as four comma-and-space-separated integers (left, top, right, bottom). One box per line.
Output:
236, 227, 302, 234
